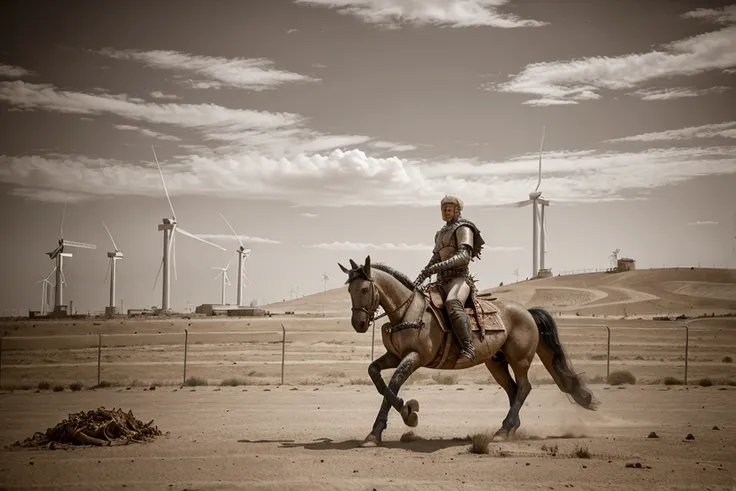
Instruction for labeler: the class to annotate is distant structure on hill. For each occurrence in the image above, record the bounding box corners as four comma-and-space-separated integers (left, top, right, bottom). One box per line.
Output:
616, 257, 636, 272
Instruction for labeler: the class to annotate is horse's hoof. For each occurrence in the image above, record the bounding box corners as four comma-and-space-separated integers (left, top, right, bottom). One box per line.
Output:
400, 401, 419, 428
492, 428, 509, 441
360, 433, 381, 447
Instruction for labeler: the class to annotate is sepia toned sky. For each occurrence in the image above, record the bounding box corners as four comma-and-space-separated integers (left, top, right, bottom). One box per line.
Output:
1, 0, 735, 313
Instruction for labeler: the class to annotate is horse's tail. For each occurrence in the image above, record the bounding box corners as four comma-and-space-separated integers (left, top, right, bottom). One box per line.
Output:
529, 307, 598, 411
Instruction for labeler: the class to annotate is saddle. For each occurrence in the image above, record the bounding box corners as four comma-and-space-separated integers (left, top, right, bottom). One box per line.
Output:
424, 284, 506, 337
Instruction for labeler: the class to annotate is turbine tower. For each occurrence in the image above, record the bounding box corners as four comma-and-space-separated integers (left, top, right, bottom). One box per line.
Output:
151, 147, 227, 312
46, 203, 97, 315
321, 272, 329, 293
211, 259, 232, 305
496, 126, 551, 278
220, 213, 252, 307
102, 220, 123, 317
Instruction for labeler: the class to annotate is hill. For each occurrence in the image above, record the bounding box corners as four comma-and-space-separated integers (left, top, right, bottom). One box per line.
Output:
262, 267, 736, 318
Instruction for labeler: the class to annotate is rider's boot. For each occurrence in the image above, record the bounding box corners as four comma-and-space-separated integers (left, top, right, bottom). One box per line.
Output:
446, 299, 476, 362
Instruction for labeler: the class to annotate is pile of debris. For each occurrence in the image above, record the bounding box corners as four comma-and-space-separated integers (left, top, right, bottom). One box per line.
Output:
11, 407, 164, 449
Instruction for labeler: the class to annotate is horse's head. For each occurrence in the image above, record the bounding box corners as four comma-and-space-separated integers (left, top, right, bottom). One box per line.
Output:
338, 255, 378, 333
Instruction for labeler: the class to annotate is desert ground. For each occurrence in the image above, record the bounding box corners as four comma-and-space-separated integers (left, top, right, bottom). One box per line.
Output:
0, 267, 735, 489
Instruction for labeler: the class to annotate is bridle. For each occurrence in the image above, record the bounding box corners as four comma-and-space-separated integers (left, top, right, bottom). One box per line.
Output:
350, 276, 417, 329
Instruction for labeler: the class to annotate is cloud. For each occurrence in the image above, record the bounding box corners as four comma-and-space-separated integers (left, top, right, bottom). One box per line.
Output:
489, 8, 736, 105
149, 90, 180, 100
629, 86, 730, 100
0, 81, 375, 156
3, 145, 735, 206
113, 124, 181, 141
0, 81, 301, 134
97, 48, 320, 90
301, 212, 319, 218
294, 0, 547, 28
605, 122, 736, 142
194, 234, 281, 244
369, 140, 418, 152
0, 63, 33, 78
687, 220, 719, 226
681, 5, 736, 25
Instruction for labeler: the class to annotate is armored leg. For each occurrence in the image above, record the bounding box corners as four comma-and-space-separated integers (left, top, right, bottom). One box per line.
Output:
444, 277, 475, 362
446, 299, 476, 362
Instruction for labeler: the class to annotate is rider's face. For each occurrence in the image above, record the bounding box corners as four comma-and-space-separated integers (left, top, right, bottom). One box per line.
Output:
441, 203, 456, 222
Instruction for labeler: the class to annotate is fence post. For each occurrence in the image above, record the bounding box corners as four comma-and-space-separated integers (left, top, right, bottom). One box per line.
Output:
605, 325, 611, 379
280, 324, 286, 385
682, 325, 689, 385
183, 329, 189, 385
97, 334, 102, 387
370, 320, 376, 361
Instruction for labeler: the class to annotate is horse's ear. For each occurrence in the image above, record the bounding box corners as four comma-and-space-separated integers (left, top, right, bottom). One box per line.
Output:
338, 262, 350, 274
363, 255, 371, 278
349, 259, 359, 270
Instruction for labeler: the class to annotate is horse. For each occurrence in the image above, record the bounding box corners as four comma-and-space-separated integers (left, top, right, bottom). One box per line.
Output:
337, 255, 598, 446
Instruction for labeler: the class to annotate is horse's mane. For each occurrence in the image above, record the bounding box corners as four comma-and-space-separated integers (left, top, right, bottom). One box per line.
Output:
369, 262, 415, 291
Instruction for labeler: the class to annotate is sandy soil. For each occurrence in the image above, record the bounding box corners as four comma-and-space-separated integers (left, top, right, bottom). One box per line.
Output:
1, 384, 735, 490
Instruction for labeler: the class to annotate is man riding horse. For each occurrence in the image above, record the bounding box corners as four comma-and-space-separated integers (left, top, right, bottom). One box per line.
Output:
413, 195, 486, 362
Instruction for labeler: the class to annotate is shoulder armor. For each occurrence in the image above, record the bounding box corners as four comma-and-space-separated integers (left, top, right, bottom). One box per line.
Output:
455, 225, 474, 248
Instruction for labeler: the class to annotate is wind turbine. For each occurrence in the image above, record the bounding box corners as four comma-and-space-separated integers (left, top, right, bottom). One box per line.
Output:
321, 272, 329, 293
496, 126, 551, 278
219, 213, 252, 307
46, 203, 97, 314
102, 220, 123, 316
37, 269, 55, 314
151, 147, 227, 312
211, 259, 232, 305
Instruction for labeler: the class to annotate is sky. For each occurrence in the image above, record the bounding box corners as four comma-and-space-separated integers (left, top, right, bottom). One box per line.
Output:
1, 0, 735, 314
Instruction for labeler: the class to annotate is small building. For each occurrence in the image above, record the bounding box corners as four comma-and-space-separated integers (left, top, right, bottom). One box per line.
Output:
537, 268, 553, 278
617, 257, 636, 272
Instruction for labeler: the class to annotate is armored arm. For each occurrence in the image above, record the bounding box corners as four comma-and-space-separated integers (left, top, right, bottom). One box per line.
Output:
424, 225, 474, 275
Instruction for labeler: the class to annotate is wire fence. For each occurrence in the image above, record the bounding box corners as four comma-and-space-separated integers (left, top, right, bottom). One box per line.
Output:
0, 323, 734, 390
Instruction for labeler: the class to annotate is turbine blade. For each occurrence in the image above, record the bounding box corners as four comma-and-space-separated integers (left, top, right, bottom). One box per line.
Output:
153, 255, 164, 290
63, 240, 97, 250
212, 271, 223, 281
104, 257, 111, 285
535, 125, 546, 193
101, 220, 119, 252
220, 213, 245, 249
170, 230, 178, 282
176, 227, 227, 251
497, 199, 534, 208
60, 269, 67, 286
152, 146, 177, 221
60, 202, 67, 239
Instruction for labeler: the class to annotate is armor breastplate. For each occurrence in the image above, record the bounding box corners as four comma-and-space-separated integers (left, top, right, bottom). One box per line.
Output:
434, 226, 459, 261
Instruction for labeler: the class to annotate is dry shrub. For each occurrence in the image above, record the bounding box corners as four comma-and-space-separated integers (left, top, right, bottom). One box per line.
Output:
37, 381, 51, 390
663, 376, 683, 385
541, 443, 559, 456
348, 378, 373, 385
52, 384, 64, 392
94, 380, 119, 388
69, 382, 84, 392
607, 370, 636, 386
400, 431, 423, 442
432, 372, 458, 385
468, 432, 492, 454
183, 376, 208, 387
573, 445, 591, 458
586, 374, 607, 384
723, 356, 733, 363
220, 378, 249, 387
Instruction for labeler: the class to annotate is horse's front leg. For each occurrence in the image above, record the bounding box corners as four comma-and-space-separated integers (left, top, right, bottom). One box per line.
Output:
363, 351, 422, 446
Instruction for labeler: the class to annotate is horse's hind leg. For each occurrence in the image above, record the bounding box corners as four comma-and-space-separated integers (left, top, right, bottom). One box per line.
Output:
485, 352, 518, 439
